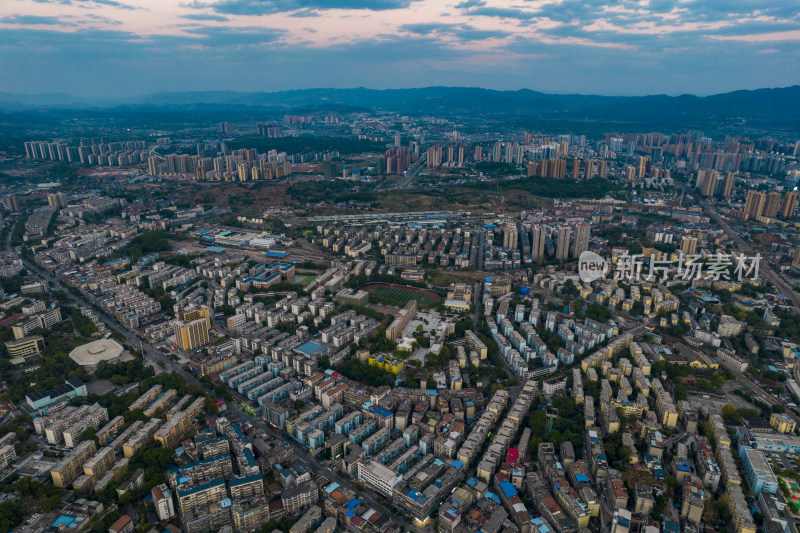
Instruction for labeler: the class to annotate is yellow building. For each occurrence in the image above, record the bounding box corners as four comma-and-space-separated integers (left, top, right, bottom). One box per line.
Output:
51, 440, 96, 488
5, 335, 45, 358
770, 413, 796, 433
443, 299, 470, 312
465, 330, 488, 359
367, 355, 404, 375
153, 397, 204, 449
174, 318, 210, 352
182, 306, 211, 327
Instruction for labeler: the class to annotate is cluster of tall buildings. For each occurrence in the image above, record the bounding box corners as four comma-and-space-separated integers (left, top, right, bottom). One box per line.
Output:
740, 190, 798, 221
148, 148, 294, 182
492, 141, 526, 164
528, 222, 590, 261
377, 146, 413, 174
602, 131, 796, 175
25, 139, 149, 166
696, 170, 736, 197
47, 192, 68, 209
426, 142, 470, 168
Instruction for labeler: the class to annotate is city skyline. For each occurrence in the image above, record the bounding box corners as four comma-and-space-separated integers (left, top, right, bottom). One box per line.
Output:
1, 0, 799, 98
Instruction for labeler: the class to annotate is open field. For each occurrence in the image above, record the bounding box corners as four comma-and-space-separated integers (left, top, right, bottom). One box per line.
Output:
360, 283, 441, 306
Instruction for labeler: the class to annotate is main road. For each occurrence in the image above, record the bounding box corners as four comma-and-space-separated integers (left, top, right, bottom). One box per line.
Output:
396, 154, 427, 189
679, 182, 800, 309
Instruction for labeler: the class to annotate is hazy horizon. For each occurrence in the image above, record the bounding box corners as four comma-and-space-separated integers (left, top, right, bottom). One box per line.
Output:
2, 83, 800, 103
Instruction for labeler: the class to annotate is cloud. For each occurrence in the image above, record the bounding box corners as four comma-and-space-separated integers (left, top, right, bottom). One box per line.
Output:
89, 0, 137, 8
188, 0, 415, 16
31, 0, 138, 8
709, 29, 800, 42
401, 22, 507, 41
181, 13, 229, 21
466, 7, 536, 20
0, 15, 63, 24
402, 23, 450, 35
454, 0, 484, 8
1, 0, 799, 98
288, 9, 321, 17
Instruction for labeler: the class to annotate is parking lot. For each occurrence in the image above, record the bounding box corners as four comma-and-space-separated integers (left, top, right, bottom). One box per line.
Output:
764, 450, 799, 473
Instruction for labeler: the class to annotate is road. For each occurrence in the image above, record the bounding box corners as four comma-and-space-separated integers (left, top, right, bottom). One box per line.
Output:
249, 417, 398, 519
471, 281, 480, 329
477, 230, 485, 271
396, 155, 427, 189
7, 232, 402, 525
680, 183, 800, 309
737, 367, 800, 426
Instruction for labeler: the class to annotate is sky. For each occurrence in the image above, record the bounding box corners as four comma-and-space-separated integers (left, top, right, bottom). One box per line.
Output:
0, 0, 799, 98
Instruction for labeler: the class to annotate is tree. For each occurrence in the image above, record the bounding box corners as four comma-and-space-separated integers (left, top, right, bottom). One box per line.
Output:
79, 427, 97, 443
618, 445, 633, 464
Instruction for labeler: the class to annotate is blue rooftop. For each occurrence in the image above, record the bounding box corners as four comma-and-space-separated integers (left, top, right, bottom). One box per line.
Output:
485, 492, 501, 504
369, 405, 392, 418
406, 489, 425, 502
52, 516, 76, 528
296, 341, 326, 356
499, 481, 517, 498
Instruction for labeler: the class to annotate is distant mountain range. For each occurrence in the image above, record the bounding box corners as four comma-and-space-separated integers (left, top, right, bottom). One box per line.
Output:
1, 85, 799, 125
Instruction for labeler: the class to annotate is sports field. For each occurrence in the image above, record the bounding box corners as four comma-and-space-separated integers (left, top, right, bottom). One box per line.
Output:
361, 283, 441, 306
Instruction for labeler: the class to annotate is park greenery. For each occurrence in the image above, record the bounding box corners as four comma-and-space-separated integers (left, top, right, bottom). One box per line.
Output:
286, 179, 377, 205
113, 231, 171, 261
